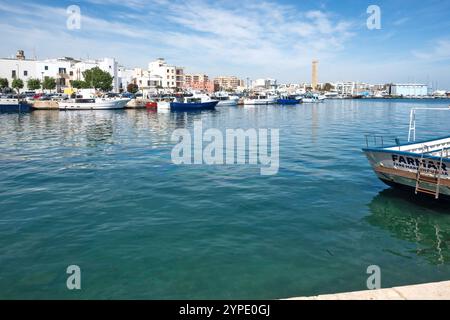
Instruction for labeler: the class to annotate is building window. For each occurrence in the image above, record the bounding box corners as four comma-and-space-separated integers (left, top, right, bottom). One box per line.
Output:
12, 70, 16, 78
45, 66, 48, 71
69, 71, 74, 76
59, 68, 66, 74
24, 71, 28, 76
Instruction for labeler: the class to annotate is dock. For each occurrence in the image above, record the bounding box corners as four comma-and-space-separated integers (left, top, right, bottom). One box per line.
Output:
287, 281, 450, 300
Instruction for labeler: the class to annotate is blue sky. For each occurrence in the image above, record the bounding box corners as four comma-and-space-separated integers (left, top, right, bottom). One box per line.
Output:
1, 0, 450, 88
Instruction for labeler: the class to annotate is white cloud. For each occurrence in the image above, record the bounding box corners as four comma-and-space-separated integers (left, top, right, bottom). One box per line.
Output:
413, 39, 450, 62
0, 0, 355, 81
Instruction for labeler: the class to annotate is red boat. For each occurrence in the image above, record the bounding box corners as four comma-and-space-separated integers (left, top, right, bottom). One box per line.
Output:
146, 101, 157, 108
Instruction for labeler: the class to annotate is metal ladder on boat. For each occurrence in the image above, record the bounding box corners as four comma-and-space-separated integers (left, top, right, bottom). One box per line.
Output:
415, 146, 444, 199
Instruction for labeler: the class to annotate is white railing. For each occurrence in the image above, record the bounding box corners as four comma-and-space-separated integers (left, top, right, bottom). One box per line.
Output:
408, 106, 450, 142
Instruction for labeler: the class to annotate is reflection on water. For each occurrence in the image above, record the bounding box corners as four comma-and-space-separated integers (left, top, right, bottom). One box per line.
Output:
367, 188, 450, 265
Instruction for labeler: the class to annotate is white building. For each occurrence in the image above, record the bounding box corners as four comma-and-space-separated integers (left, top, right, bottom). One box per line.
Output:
0, 50, 38, 91
390, 84, 428, 97
148, 58, 184, 90
0, 50, 120, 92
118, 67, 163, 94
252, 78, 277, 90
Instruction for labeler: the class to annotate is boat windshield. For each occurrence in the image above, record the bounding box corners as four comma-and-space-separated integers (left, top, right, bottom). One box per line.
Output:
75, 99, 96, 103
185, 98, 202, 103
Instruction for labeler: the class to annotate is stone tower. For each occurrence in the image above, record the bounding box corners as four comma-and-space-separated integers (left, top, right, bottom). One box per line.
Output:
312, 60, 318, 90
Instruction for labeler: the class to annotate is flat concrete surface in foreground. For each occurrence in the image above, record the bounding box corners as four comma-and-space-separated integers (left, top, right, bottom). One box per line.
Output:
287, 281, 450, 300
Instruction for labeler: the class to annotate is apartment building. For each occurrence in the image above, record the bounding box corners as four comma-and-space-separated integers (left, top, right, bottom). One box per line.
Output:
148, 58, 184, 90
213, 76, 243, 90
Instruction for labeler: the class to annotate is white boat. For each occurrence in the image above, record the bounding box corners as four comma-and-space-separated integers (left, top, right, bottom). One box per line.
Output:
213, 92, 239, 106
59, 97, 130, 110
363, 106, 450, 200
243, 93, 277, 105
302, 92, 325, 103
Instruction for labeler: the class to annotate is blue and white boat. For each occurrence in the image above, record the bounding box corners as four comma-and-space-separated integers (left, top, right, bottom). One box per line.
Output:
363, 106, 450, 200
301, 92, 325, 103
170, 96, 219, 111
277, 95, 302, 105
0, 97, 31, 112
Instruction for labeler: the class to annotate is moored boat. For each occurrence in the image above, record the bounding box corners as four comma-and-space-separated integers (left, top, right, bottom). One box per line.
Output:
146, 101, 158, 108
59, 97, 130, 110
277, 95, 302, 105
243, 93, 276, 105
0, 97, 32, 112
301, 92, 325, 103
170, 96, 218, 111
213, 92, 239, 106
363, 106, 450, 200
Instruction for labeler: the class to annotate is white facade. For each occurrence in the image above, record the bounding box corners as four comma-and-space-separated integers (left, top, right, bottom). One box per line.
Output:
0, 57, 38, 91
335, 82, 356, 96
252, 78, 277, 89
390, 84, 428, 97
148, 58, 180, 89
0, 51, 120, 92
118, 67, 163, 93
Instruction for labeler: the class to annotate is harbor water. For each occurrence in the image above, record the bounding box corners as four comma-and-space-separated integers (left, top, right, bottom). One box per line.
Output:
1, 99, 450, 299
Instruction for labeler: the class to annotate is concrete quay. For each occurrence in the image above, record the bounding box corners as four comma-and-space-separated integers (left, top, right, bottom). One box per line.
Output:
287, 281, 450, 300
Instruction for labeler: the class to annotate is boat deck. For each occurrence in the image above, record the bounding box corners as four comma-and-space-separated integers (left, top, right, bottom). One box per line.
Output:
384, 136, 450, 158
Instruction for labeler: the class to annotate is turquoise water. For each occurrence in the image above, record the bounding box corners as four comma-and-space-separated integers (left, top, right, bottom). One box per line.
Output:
1, 99, 450, 299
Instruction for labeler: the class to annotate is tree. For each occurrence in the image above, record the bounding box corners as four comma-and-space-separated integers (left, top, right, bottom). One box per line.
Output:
27, 78, 41, 91
12, 78, 24, 94
71, 80, 89, 89
0, 78, 8, 90
82, 67, 113, 92
42, 77, 56, 92
323, 83, 335, 92
127, 83, 139, 94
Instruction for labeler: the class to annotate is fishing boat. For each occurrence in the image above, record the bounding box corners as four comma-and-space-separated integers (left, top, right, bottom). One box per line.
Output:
213, 92, 239, 106
170, 96, 219, 111
59, 96, 130, 110
301, 92, 325, 103
0, 96, 31, 112
146, 101, 158, 108
277, 95, 302, 105
243, 93, 276, 105
363, 107, 450, 200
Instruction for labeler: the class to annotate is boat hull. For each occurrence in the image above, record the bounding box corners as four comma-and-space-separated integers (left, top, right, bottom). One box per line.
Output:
277, 99, 301, 105
146, 101, 158, 108
125, 99, 149, 109
170, 101, 218, 111
0, 100, 31, 112
363, 148, 450, 197
59, 99, 129, 110
217, 99, 238, 106
243, 99, 275, 105
302, 98, 323, 103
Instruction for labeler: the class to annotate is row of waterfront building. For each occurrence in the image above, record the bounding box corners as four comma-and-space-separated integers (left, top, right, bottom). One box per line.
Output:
0, 50, 246, 94
0, 50, 448, 98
